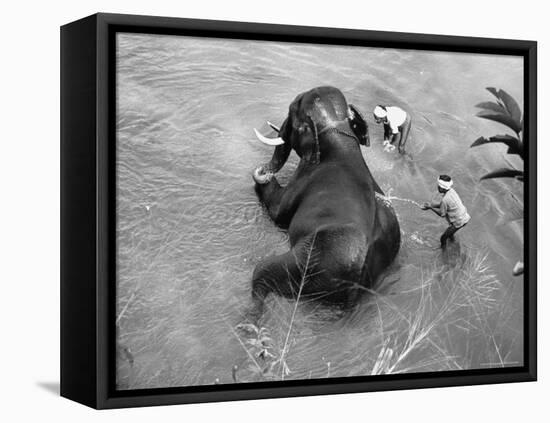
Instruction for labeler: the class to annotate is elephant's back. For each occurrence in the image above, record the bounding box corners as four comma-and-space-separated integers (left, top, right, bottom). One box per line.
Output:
291, 221, 369, 297
290, 165, 377, 228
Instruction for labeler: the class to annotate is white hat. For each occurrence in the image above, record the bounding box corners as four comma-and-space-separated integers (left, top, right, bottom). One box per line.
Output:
373, 105, 387, 119
438, 177, 453, 190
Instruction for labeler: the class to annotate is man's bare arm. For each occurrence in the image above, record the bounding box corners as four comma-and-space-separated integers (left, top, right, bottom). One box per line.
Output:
426, 206, 443, 217
421, 203, 443, 216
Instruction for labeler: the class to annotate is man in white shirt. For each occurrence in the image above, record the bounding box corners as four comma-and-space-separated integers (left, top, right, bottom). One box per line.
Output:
373, 105, 412, 154
421, 175, 471, 249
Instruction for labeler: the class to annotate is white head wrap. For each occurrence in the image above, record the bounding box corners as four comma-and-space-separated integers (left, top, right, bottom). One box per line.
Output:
438, 177, 453, 190
373, 105, 387, 119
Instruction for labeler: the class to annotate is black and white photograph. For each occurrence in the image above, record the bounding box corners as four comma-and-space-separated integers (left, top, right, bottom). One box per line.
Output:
3, 0, 549, 419
114, 32, 526, 390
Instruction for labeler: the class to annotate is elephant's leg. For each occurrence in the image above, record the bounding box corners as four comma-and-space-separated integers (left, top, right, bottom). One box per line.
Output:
246, 249, 303, 323
254, 176, 295, 227
255, 176, 283, 214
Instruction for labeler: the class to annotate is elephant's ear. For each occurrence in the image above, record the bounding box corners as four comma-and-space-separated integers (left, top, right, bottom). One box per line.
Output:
348, 104, 370, 147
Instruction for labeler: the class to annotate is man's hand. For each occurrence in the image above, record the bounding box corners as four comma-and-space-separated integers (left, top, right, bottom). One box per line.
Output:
383, 140, 395, 152
420, 202, 430, 210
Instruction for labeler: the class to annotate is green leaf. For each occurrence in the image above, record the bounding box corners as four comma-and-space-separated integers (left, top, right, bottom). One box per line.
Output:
513, 261, 524, 276
507, 145, 522, 157
470, 135, 523, 158
486, 87, 499, 97
480, 168, 524, 181
521, 115, 524, 132
475, 101, 506, 114
476, 110, 523, 134
480, 88, 523, 134
497, 89, 522, 126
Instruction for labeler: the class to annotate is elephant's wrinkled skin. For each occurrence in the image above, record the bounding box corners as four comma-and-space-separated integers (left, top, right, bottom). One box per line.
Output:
249, 87, 400, 319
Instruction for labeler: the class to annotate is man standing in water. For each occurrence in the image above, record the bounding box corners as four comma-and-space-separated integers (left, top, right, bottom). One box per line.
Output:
373, 105, 412, 154
421, 175, 471, 249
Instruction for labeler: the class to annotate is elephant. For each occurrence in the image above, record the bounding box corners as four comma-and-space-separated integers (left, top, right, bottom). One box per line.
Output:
248, 86, 400, 320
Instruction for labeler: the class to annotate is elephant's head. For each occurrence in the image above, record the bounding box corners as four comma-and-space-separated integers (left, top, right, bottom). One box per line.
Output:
253, 86, 369, 184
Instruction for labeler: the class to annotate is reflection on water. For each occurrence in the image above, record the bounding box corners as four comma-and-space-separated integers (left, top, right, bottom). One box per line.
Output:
115, 33, 524, 389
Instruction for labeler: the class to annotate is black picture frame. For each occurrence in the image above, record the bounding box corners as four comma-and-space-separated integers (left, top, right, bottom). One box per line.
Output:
60, 12, 537, 409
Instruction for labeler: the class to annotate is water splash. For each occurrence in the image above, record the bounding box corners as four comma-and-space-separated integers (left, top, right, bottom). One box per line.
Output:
380, 188, 423, 208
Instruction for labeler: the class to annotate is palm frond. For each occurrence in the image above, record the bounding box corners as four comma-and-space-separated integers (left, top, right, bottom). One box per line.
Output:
475, 87, 523, 134
471, 135, 523, 159
480, 168, 524, 182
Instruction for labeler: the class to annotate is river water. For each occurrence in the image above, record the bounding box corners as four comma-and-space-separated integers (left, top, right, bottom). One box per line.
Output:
115, 33, 524, 389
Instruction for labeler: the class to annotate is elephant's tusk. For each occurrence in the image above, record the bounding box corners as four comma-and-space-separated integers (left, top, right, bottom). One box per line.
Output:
266, 121, 280, 133
253, 128, 284, 146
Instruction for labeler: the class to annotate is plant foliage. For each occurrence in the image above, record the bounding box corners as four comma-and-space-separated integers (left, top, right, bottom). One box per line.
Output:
476, 87, 523, 135
471, 87, 524, 181
471, 87, 524, 275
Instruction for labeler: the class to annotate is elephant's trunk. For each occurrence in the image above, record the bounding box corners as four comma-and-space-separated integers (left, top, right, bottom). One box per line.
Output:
253, 142, 291, 184
253, 119, 291, 184
262, 143, 291, 173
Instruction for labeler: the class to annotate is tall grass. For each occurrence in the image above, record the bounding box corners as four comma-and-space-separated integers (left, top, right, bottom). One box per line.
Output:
234, 250, 521, 382
367, 252, 505, 374
117, 230, 521, 388
235, 232, 320, 382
